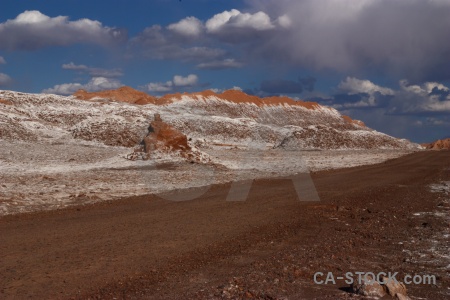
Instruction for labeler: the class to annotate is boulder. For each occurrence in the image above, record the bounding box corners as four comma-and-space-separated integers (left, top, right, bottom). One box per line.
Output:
351, 274, 386, 298
382, 277, 407, 297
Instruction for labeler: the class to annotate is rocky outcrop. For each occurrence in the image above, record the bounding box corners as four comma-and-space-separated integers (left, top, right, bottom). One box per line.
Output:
423, 138, 450, 150
127, 114, 209, 163
74, 86, 158, 105
143, 113, 190, 155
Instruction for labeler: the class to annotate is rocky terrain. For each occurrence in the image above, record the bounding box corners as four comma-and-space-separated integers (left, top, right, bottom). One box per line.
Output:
1, 151, 448, 299
1, 88, 447, 299
0, 88, 422, 215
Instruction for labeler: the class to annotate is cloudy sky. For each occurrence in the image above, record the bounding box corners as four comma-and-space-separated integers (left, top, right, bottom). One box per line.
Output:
1, 0, 449, 142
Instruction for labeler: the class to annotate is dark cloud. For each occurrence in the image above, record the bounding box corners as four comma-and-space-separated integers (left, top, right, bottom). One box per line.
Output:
62, 62, 123, 78
259, 76, 316, 94
246, 0, 450, 81
387, 80, 450, 115
196, 59, 243, 70
62, 63, 123, 78
430, 86, 450, 101
0, 11, 127, 51
129, 25, 226, 63
332, 92, 393, 109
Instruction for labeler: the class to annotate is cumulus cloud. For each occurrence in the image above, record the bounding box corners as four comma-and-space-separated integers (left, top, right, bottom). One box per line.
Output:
0, 10, 127, 50
43, 77, 122, 95
173, 74, 198, 86
338, 77, 395, 96
142, 74, 200, 93
206, 9, 275, 32
330, 77, 395, 109
0, 73, 12, 86
388, 80, 450, 114
167, 16, 203, 37
196, 58, 243, 70
145, 81, 173, 93
246, 0, 450, 81
0, 56, 5, 64
330, 76, 450, 113
203, 9, 288, 44
62, 62, 123, 78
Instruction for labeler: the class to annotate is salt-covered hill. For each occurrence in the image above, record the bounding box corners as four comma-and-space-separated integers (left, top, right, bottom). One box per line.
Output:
0, 87, 418, 151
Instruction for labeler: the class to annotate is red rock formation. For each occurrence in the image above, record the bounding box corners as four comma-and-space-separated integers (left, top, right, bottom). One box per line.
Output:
423, 138, 450, 150
72, 87, 333, 111
157, 89, 321, 109
143, 113, 191, 154
74, 86, 157, 105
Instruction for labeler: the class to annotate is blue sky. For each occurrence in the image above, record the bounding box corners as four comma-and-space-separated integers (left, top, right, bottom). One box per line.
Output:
1, 0, 449, 143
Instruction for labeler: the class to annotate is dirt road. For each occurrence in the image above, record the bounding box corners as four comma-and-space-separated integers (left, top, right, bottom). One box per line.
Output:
1, 151, 449, 299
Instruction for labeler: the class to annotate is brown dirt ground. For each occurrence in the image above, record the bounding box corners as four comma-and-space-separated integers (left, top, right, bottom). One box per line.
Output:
0, 151, 449, 299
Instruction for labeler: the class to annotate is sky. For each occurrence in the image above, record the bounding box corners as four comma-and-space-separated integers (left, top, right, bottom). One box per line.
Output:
0, 0, 449, 143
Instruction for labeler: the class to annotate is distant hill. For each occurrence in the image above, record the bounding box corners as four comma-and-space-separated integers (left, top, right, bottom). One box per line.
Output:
422, 138, 450, 150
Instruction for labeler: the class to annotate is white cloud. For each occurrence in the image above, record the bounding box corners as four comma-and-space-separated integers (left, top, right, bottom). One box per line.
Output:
206, 9, 274, 32
62, 62, 88, 71
43, 77, 122, 95
196, 58, 243, 70
173, 74, 198, 86
0, 56, 5, 64
338, 77, 395, 96
0, 73, 12, 86
0, 10, 127, 50
62, 62, 123, 78
145, 81, 173, 93
277, 14, 292, 28
167, 17, 203, 37
142, 74, 199, 93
